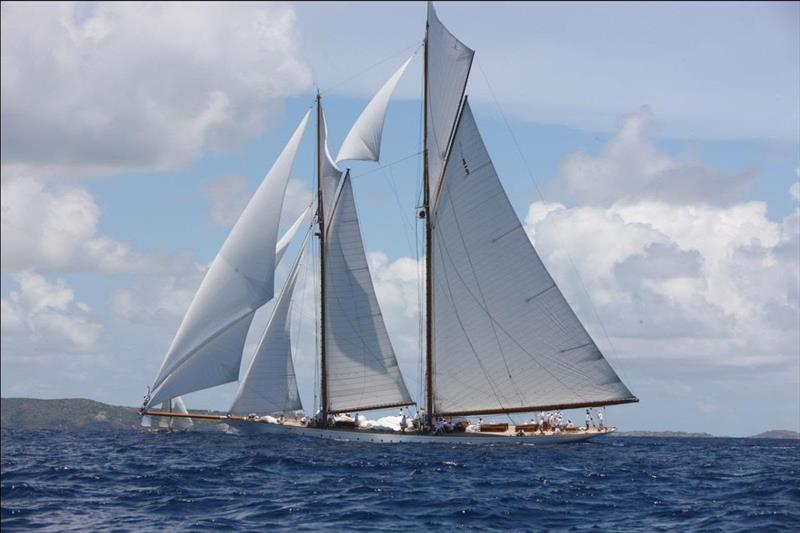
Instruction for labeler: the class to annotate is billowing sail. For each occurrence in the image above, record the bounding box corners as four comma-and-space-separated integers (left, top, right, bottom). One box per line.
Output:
324, 174, 413, 413
336, 56, 413, 163
319, 108, 343, 220
426, 2, 473, 203
148, 111, 311, 406
431, 101, 636, 416
230, 233, 308, 416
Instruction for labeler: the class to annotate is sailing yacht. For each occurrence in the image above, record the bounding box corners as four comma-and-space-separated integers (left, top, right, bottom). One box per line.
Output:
140, 3, 638, 444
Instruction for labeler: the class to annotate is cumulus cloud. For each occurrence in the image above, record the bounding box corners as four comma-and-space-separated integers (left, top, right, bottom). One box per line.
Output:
524, 199, 799, 370
1, 176, 177, 273
1, 2, 310, 178
1, 271, 102, 352
559, 108, 755, 206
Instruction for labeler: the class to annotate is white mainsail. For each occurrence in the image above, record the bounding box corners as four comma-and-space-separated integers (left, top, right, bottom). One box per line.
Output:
148, 111, 311, 406
324, 174, 413, 413
230, 232, 309, 416
336, 56, 413, 163
426, 2, 473, 204
430, 100, 636, 415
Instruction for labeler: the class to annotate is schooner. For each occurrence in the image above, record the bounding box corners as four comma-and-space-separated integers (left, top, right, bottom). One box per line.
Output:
140, 2, 638, 444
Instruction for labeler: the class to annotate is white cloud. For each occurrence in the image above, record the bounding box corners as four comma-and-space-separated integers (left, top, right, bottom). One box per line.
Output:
1, 176, 176, 273
791, 180, 800, 202
1, 271, 102, 352
294, 2, 799, 142
559, 108, 754, 205
1, 2, 311, 178
524, 199, 799, 370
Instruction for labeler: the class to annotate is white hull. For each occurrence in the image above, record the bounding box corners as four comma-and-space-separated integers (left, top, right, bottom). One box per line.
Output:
227, 419, 615, 445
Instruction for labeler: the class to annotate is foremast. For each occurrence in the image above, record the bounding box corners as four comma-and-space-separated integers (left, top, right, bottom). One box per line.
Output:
316, 91, 329, 426
422, 21, 434, 429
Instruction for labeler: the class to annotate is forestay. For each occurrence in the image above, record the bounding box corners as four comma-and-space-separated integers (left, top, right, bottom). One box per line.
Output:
426, 2, 473, 204
148, 111, 310, 406
336, 56, 413, 163
431, 101, 636, 415
230, 232, 308, 416
324, 174, 413, 413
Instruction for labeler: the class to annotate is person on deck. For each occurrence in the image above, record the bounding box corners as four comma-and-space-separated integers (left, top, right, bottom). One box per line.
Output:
585, 408, 595, 430
400, 409, 408, 433
596, 408, 605, 430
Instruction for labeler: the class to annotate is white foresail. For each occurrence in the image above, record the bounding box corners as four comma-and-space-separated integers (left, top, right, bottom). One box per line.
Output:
319, 108, 343, 220
276, 206, 310, 267
230, 233, 308, 416
148, 111, 311, 406
431, 101, 635, 415
324, 174, 413, 412
336, 56, 414, 163
426, 2, 473, 204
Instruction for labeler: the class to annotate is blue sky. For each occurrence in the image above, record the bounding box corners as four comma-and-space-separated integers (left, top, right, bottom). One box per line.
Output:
2, 2, 798, 436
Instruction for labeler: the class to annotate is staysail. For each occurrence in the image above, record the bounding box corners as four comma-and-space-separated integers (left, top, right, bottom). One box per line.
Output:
148, 111, 311, 406
230, 232, 309, 416
336, 56, 413, 163
324, 173, 414, 413
430, 101, 636, 416
319, 108, 343, 220
426, 2, 473, 203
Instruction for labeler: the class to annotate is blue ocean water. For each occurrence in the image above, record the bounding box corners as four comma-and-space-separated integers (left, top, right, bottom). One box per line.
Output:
2, 429, 798, 532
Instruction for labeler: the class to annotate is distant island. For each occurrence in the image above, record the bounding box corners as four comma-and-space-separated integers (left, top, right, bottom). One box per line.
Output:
747, 430, 800, 439
609, 430, 716, 438
1, 398, 798, 439
0, 398, 225, 432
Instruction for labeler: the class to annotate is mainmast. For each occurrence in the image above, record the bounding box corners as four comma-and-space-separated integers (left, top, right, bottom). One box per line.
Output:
423, 22, 434, 428
316, 92, 329, 426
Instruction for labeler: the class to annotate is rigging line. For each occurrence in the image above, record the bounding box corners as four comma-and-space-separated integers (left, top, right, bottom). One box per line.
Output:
474, 58, 632, 389
311, 222, 320, 412
381, 164, 416, 257
415, 55, 425, 410
319, 41, 423, 96
351, 151, 424, 180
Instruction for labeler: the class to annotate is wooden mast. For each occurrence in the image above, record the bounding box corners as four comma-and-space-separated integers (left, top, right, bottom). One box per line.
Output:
316, 91, 329, 427
423, 19, 434, 429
